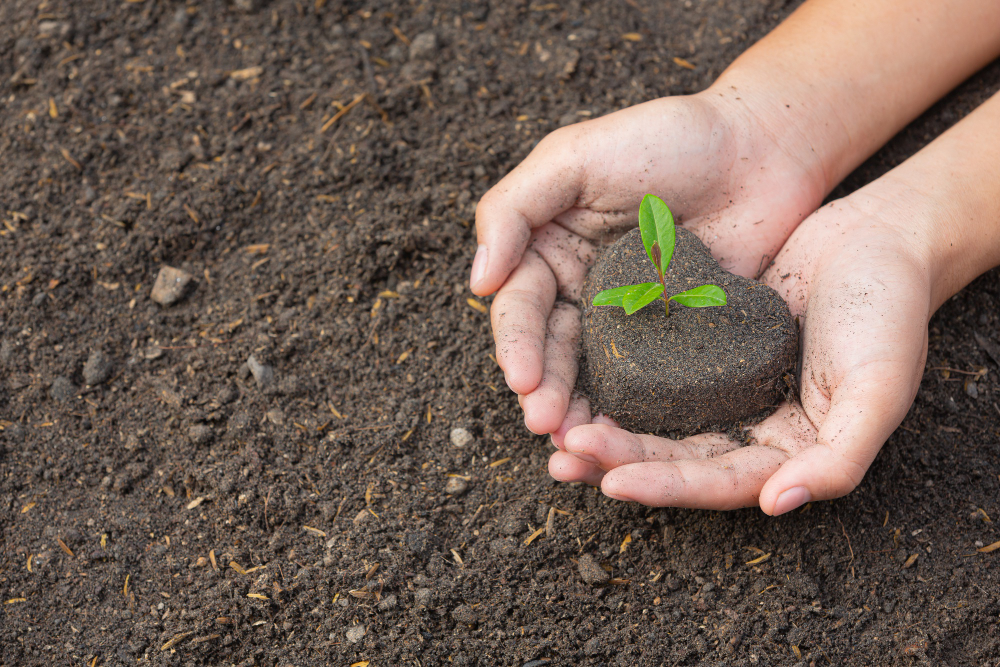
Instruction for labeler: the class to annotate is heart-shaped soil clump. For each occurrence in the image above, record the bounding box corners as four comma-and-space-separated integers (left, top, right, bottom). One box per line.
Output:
581, 228, 798, 436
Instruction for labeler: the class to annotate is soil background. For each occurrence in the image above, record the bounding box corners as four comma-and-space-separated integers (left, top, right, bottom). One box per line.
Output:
2, 1, 999, 666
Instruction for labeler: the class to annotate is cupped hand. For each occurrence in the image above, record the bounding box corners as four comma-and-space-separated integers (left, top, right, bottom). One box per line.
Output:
551, 191, 933, 514
472, 91, 827, 449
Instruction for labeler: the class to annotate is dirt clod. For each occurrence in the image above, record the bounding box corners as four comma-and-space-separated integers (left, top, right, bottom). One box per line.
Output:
345, 624, 366, 644
444, 477, 470, 496
82, 350, 112, 386
49, 376, 77, 403
581, 228, 798, 435
450, 427, 473, 448
577, 554, 609, 585
150, 266, 194, 306
246, 354, 275, 391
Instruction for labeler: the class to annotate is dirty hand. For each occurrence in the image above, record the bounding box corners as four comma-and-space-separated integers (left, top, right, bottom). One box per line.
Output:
470, 91, 826, 446
550, 191, 933, 513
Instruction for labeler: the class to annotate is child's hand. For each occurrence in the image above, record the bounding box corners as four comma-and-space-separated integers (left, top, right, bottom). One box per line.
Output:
550, 191, 934, 513
471, 92, 827, 444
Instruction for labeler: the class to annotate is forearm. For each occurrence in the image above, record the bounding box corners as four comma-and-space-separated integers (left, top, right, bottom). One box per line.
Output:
888, 90, 1000, 312
709, 0, 1000, 195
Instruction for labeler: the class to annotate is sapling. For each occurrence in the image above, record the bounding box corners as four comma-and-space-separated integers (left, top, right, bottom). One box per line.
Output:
592, 194, 727, 316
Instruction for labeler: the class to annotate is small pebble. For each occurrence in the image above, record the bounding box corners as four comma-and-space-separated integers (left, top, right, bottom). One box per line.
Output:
966, 381, 979, 399
150, 266, 194, 306
577, 553, 609, 585
83, 350, 113, 385
345, 624, 366, 644
450, 427, 473, 448
377, 594, 398, 611
409, 31, 438, 61
50, 376, 78, 403
265, 408, 285, 426
246, 354, 275, 391
444, 476, 470, 496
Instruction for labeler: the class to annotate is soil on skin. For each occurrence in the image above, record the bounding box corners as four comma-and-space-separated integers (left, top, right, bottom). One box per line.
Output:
2, 1, 1000, 666
581, 228, 797, 436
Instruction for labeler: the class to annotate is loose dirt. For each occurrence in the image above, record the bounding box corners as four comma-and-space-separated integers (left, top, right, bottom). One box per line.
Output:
2, 1, 1000, 665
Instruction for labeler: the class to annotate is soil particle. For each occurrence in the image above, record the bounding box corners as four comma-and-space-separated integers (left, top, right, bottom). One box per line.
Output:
82, 350, 112, 386
578, 554, 610, 585
246, 354, 275, 391
150, 266, 194, 306
444, 476, 470, 496
409, 32, 438, 61
49, 376, 77, 403
451, 604, 478, 625
377, 594, 398, 611
449, 427, 473, 448
188, 424, 213, 445
406, 530, 434, 558
581, 228, 798, 435
345, 624, 366, 644
414, 588, 434, 608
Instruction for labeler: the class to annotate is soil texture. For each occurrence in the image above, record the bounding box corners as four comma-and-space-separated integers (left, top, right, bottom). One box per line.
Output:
581, 228, 797, 436
2, 1, 1000, 666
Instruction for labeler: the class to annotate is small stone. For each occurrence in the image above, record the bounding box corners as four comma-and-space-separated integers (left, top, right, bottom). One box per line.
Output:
151, 266, 194, 306
265, 408, 285, 426
444, 477, 469, 496
584, 636, 601, 656
345, 624, 366, 644
451, 604, 478, 625
577, 553, 609, 585
32, 292, 47, 307
450, 427, 473, 448
409, 32, 438, 61
965, 381, 979, 399
50, 376, 78, 403
246, 354, 275, 391
83, 350, 113, 385
188, 424, 213, 445
945, 396, 960, 414
414, 588, 433, 608
377, 594, 398, 611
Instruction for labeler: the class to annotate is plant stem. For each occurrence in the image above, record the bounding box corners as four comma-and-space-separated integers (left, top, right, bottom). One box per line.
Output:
661, 274, 669, 317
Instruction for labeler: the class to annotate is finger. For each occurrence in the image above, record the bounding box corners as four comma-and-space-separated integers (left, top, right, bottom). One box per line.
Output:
529, 222, 598, 301
548, 450, 606, 487
519, 302, 581, 435
490, 249, 557, 394
550, 393, 592, 450
600, 445, 790, 509
472, 131, 585, 295
758, 362, 918, 515
563, 423, 739, 469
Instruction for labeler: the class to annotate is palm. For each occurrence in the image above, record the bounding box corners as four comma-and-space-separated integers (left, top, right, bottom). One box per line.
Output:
550, 196, 932, 512
474, 93, 826, 443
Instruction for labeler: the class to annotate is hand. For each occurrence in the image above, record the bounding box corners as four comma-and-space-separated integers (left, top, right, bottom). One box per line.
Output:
550, 191, 933, 513
471, 91, 827, 451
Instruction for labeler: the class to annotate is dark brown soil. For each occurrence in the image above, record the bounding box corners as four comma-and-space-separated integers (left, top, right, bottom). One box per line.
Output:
2, 1, 1000, 666
581, 228, 797, 436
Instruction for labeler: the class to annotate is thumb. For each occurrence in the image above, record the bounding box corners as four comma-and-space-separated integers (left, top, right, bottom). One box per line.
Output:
758, 362, 917, 515
471, 129, 585, 296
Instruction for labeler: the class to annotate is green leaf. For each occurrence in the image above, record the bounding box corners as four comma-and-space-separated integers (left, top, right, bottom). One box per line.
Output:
668, 284, 727, 308
638, 194, 675, 274
592, 284, 636, 308
622, 283, 664, 315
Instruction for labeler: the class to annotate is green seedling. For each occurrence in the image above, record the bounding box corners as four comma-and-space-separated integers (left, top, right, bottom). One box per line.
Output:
592, 194, 727, 316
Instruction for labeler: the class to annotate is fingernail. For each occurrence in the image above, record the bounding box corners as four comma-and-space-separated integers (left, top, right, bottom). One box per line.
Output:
603, 490, 634, 502
470, 244, 487, 289
566, 450, 600, 465
772, 486, 811, 515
